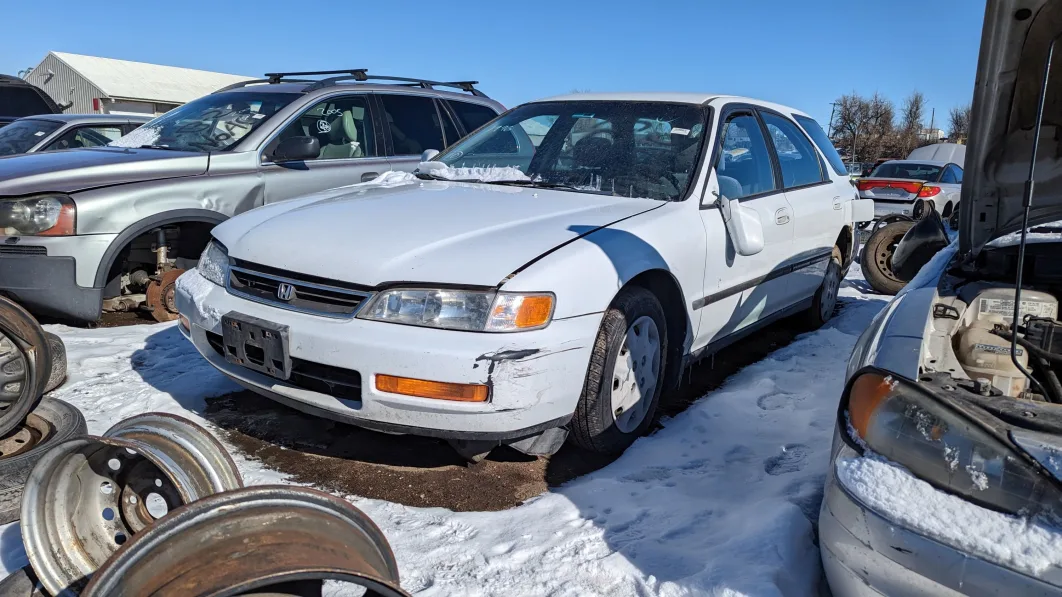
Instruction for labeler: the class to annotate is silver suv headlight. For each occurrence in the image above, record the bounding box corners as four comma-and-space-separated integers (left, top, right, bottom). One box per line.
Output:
0, 194, 76, 236
197, 240, 230, 286
357, 288, 554, 332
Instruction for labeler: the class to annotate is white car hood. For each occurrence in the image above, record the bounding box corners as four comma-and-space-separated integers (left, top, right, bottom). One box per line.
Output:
962, 0, 1062, 255
213, 180, 662, 287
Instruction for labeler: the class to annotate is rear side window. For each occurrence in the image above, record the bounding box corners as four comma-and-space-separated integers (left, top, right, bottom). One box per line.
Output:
446, 101, 498, 134
794, 114, 847, 176
761, 112, 824, 188
437, 101, 463, 147
378, 94, 445, 156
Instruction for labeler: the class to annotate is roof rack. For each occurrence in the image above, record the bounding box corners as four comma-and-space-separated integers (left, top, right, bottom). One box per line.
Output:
213, 69, 487, 97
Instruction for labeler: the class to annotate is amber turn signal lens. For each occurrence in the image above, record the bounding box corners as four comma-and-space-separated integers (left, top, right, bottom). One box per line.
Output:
376, 374, 489, 402
38, 203, 76, 236
848, 372, 894, 439
513, 295, 553, 329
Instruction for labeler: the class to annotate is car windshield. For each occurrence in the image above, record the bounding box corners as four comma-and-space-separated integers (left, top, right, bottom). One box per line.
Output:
110, 91, 300, 153
431, 100, 710, 201
871, 162, 942, 181
0, 118, 61, 155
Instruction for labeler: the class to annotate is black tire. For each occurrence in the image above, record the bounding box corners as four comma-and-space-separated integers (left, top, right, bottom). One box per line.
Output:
0, 398, 87, 525
860, 220, 915, 295
949, 204, 960, 229
0, 298, 51, 438
42, 332, 66, 394
806, 247, 843, 328
570, 287, 667, 454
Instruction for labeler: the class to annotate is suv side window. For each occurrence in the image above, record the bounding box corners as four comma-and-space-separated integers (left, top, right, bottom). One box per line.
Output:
715, 113, 777, 199
447, 100, 498, 134
378, 94, 445, 156
794, 114, 847, 176
760, 112, 824, 188
44, 125, 123, 151
437, 101, 463, 147
266, 95, 375, 161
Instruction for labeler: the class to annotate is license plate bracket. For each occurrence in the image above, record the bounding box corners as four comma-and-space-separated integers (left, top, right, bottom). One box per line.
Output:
221, 312, 291, 380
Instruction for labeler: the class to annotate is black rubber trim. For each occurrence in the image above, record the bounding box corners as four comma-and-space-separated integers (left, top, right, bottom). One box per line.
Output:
92, 209, 228, 288
0, 254, 103, 321
690, 248, 832, 310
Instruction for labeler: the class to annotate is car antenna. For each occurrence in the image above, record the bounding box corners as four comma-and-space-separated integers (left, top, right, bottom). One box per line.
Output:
1010, 32, 1060, 395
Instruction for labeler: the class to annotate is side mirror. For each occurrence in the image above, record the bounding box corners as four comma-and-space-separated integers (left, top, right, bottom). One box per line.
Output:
273, 136, 320, 162
421, 149, 440, 162
892, 209, 949, 280
717, 194, 764, 257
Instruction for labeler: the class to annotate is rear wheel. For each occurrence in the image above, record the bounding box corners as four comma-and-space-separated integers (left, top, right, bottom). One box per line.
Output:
806, 247, 843, 328
860, 220, 914, 295
570, 287, 667, 454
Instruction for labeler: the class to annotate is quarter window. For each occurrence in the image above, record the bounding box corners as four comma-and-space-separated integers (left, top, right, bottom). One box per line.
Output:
715, 113, 777, 199
940, 164, 963, 184
794, 114, 848, 176
267, 95, 375, 161
378, 94, 445, 156
761, 112, 825, 188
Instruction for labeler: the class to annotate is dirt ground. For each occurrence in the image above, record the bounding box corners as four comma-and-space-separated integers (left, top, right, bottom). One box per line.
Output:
198, 311, 816, 512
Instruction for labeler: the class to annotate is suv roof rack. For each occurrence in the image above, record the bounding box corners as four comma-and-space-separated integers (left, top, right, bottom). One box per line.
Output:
214, 69, 487, 97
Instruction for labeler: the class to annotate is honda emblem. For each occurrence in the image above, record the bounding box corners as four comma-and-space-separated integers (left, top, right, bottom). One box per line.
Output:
277, 283, 295, 301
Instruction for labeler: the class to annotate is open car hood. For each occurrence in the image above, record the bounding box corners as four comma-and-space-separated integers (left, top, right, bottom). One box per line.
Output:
962, 0, 1062, 255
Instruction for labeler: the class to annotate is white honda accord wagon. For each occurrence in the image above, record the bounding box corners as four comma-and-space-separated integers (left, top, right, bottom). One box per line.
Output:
176, 93, 872, 459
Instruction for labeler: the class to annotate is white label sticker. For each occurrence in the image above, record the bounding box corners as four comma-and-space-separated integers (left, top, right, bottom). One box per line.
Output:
252, 113, 266, 119
979, 298, 1059, 320
34, 131, 46, 136
671, 127, 691, 136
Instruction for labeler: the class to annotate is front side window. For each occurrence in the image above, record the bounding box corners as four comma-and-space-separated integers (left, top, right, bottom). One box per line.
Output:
871, 162, 943, 182
44, 125, 123, 151
447, 101, 498, 134
794, 114, 847, 176
434, 101, 709, 201
110, 91, 300, 153
0, 118, 62, 155
266, 95, 375, 161
714, 113, 777, 199
761, 112, 824, 188
378, 94, 445, 156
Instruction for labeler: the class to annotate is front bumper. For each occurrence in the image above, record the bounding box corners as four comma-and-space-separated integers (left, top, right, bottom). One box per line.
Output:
820, 439, 1062, 597
0, 253, 102, 321
176, 270, 601, 440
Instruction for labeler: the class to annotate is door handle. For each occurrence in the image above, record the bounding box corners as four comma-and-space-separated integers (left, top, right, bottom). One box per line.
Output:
833, 196, 842, 210
361, 172, 380, 182
774, 208, 791, 225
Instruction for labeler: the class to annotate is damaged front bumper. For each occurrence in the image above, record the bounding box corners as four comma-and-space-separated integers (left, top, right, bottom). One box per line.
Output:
175, 270, 600, 441
820, 438, 1062, 597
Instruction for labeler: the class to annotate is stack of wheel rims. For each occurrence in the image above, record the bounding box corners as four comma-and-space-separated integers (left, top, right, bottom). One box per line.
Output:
0, 296, 80, 525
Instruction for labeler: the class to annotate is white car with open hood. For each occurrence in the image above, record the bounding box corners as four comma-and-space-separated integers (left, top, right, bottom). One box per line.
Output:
821, 1, 1062, 595
176, 92, 869, 459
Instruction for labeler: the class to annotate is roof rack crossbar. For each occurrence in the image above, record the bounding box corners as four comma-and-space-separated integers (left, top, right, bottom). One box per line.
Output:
213, 78, 319, 93
214, 70, 487, 98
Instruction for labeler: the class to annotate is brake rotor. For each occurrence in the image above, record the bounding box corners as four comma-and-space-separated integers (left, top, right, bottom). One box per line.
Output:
21, 412, 242, 596
83, 486, 410, 597
146, 269, 185, 323
0, 412, 47, 458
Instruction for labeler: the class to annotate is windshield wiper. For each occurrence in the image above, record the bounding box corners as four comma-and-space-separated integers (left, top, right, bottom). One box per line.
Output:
139, 144, 179, 151
487, 180, 610, 194
414, 171, 484, 183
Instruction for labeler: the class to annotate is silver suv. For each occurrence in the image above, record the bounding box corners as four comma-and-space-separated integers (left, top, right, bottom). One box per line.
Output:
0, 69, 503, 322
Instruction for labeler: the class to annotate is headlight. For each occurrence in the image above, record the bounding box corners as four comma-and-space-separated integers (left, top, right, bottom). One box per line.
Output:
843, 369, 1062, 515
196, 240, 230, 286
357, 289, 554, 332
0, 194, 75, 236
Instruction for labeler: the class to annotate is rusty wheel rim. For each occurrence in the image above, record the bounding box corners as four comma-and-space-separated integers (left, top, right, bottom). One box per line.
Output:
0, 412, 49, 458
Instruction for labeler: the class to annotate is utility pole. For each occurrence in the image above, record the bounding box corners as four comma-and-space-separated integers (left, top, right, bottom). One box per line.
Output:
928, 107, 935, 141
827, 102, 838, 138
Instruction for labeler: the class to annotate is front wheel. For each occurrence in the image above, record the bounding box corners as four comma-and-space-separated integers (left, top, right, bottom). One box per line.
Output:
570, 287, 667, 454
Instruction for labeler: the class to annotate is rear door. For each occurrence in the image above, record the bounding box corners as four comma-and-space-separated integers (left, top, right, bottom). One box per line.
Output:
759, 110, 840, 303
260, 93, 391, 204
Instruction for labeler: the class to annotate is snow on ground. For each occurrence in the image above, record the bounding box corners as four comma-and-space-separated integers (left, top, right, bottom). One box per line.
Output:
0, 268, 888, 596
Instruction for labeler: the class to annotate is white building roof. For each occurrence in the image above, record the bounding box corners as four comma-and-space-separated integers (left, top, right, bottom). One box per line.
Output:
51, 52, 254, 105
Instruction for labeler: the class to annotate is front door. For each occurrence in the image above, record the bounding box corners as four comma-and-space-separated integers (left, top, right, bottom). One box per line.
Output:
261, 94, 391, 205
696, 109, 795, 347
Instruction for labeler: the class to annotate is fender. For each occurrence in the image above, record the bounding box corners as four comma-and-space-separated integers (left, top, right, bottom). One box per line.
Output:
93, 209, 228, 288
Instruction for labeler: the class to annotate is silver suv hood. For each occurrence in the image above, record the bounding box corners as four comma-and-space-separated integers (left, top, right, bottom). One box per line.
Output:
0, 147, 208, 195
962, 0, 1062, 255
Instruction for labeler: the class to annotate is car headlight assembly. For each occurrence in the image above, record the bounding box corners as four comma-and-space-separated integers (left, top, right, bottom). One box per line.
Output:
357, 289, 554, 332
0, 194, 75, 236
842, 368, 1062, 515
196, 240, 230, 287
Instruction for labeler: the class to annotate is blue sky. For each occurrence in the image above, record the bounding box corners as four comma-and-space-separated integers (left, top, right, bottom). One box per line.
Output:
4, 0, 986, 131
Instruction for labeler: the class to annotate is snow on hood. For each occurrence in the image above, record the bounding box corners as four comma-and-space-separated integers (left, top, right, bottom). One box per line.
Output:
212, 174, 662, 288
962, 0, 1062, 255
0, 146, 207, 195
417, 161, 531, 183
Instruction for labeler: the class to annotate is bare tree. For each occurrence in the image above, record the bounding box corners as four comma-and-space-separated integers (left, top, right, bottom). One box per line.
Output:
898, 91, 927, 155
949, 103, 972, 142
829, 92, 902, 162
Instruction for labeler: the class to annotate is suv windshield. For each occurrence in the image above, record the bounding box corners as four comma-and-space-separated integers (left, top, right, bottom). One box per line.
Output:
0, 118, 61, 155
111, 91, 300, 153
432, 101, 710, 201
871, 162, 942, 181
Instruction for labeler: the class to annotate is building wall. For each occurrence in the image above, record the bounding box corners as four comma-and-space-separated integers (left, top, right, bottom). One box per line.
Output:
26, 54, 106, 114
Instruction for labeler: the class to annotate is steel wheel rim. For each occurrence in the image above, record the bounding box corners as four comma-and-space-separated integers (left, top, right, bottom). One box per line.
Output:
610, 315, 661, 433
820, 261, 841, 320
877, 233, 906, 283
0, 332, 29, 411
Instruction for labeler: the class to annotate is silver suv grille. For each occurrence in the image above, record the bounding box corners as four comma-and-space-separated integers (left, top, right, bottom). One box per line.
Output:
227, 264, 372, 319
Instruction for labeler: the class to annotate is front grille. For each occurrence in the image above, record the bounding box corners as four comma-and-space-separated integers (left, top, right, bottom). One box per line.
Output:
0, 245, 46, 256
205, 331, 361, 400
227, 262, 372, 319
